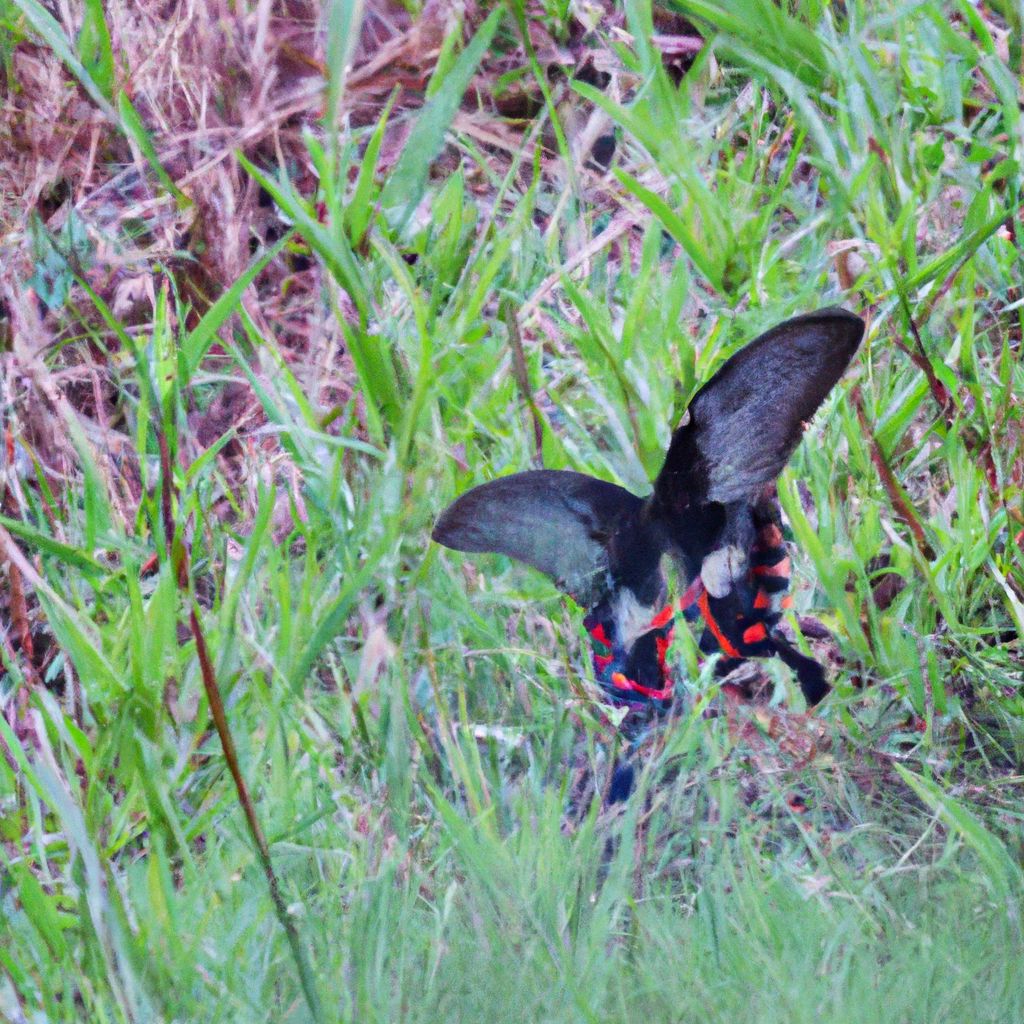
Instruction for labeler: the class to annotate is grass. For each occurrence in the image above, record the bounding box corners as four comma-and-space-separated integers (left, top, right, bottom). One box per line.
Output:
1, 0, 1023, 1020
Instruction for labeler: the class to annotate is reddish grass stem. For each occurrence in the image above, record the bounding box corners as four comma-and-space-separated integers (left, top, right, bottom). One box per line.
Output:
157, 429, 323, 1022
851, 386, 934, 562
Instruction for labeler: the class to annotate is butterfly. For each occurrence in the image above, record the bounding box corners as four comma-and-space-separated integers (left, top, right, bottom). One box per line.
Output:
433, 308, 864, 711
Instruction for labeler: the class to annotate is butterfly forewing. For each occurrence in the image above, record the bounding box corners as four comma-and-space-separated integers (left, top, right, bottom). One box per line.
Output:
654, 307, 864, 509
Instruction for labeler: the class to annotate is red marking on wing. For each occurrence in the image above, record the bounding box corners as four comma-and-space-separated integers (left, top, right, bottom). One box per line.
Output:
649, 604, 674, 629
678, 576, 705, 611
697, 591, 742, 659
656, 633, 672, 662
753, 557, 791, 578
742, 622, 768, 645
610, 671, 673, 702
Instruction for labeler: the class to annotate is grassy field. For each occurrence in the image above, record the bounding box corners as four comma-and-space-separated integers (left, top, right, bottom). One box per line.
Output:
1, 0, 1023, 1020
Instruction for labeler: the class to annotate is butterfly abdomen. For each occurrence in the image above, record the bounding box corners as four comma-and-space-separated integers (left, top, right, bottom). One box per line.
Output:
698, 496, 793, 658
747, 496, 794, 621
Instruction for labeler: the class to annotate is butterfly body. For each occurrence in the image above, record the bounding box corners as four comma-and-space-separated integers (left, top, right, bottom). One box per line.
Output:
433, 308, 864, 709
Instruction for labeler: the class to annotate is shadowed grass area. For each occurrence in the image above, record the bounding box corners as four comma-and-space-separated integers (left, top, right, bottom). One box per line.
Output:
1, 0, 1022, 1020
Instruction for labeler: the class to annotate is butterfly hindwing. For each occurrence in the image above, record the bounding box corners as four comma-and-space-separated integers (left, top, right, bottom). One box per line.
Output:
432, 469, 649, 608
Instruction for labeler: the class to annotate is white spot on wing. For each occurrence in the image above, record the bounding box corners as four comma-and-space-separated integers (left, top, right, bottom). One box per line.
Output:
700, 545, 747, 598
612, 588, 660, 647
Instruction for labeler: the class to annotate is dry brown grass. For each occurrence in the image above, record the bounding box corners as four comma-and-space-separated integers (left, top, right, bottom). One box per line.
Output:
0, 0, 694, 482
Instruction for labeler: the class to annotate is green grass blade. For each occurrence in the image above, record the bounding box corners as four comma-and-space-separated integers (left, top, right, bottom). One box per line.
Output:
379, 6, 505, 229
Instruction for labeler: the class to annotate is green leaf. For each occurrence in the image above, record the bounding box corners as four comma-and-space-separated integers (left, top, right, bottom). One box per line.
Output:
239, 152, 371, 322
379, 7, 505, 229
10, 0, 118, 120
0, 515, 105, 575
8, 862, 70, 958
181, 234, 291, 374
78, 0, 114, 100
614, 169, 725, 292
671, 0, 830, 88
118, 94, 191, 207
894, 764, 1022, 905
905, 194, 1022, 292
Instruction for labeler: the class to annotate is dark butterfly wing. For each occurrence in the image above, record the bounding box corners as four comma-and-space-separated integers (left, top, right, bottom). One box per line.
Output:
432, 469, 650, 608
647, 308, 862, 705
654, 307, 864, 509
